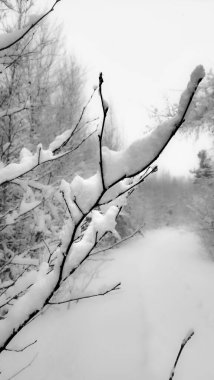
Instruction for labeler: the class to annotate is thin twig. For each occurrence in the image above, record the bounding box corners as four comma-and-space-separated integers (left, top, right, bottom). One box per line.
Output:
91, 224, 144, 256
5, 339, 37, 353
61, 190, 73, 221
48, 282, 121, 305
73, 196, 84, 215
52, 88, 97, 154
6, 353, 38, 380
98, 72, 108, 190
99, 165, 158, 206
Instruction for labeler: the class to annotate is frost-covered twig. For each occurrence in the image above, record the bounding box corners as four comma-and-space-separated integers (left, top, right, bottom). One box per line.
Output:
169, 329, 194, 380
48, 282, 121, 305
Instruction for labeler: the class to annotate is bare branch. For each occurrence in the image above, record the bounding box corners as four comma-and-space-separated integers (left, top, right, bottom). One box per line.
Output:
48, 282, 121, 305
169, 330, 194, 380
52, 88, 97, 154
5, 339, 37, 353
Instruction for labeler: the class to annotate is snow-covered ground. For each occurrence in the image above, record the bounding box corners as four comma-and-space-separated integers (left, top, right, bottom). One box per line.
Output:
1, 227, 214, 380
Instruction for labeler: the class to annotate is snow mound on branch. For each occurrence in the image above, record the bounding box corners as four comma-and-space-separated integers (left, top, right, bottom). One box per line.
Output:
178, 65, 205, 115
92, 206, 120, 239
70, 172, 103, 213
102, 121, 176, 186
0, 145, 58, 184
100, 180, 130, 207
49, 130, 71, 152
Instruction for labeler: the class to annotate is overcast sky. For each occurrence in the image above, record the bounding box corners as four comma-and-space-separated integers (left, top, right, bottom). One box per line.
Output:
49, 0, 214, 135
44, 0, 214, 175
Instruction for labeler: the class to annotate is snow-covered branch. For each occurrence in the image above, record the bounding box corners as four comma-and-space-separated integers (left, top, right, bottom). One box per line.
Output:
0, 0, 62, 52
102, 65, 205, 187
0, 66, 205, 357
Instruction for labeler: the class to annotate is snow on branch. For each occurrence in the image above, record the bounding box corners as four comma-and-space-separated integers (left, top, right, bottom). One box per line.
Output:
0, 0, 62, 52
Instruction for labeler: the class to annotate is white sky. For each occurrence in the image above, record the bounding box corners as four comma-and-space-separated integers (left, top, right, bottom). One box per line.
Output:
45, 0, 214, 175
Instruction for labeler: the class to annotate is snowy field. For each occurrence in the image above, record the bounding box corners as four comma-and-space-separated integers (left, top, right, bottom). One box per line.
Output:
1, 227, 214, 380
